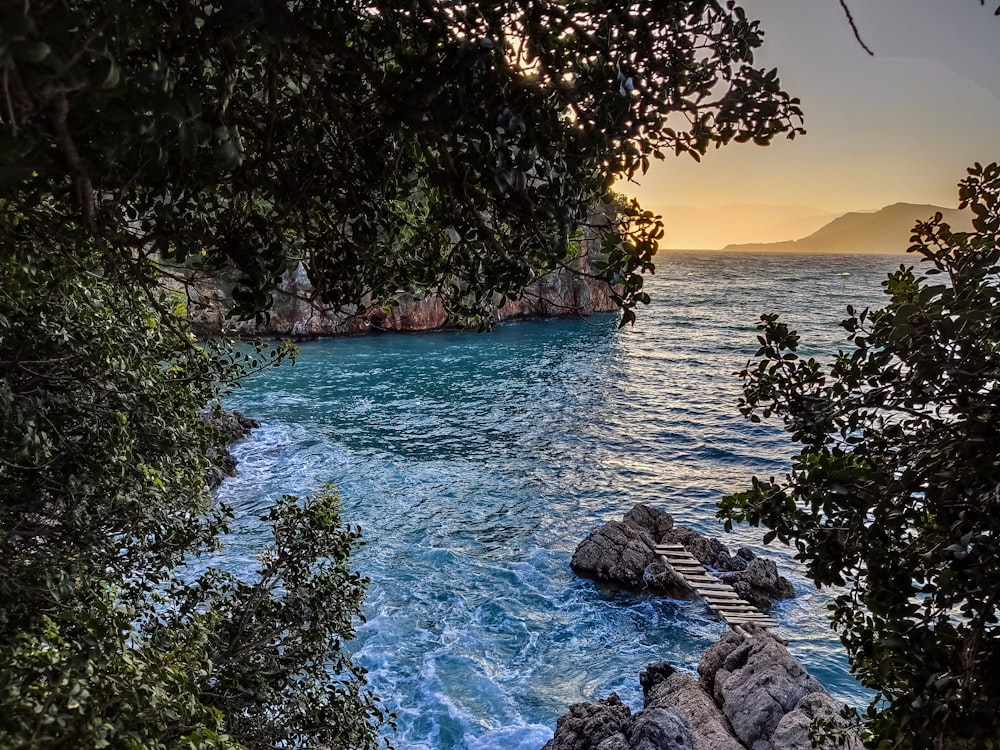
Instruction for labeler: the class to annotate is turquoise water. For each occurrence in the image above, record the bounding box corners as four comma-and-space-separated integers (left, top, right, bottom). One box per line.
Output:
217, 251, 914, 749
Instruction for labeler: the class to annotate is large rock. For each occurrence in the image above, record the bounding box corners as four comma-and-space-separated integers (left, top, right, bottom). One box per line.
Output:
571, 505, 795, 609
202, 409, 259, 488
772, 692, 863, 750
570, 507, 691, 596
541, 694, 633, 750
571, 520, 665, 590
643, 669, 744, 750
543, 630, 861, 750
721, 559, 796, 611
697, 630, 862, 750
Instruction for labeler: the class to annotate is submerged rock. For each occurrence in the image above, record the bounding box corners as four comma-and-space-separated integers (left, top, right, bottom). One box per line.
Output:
543, 629, 861, 750
570, 505, 795, 610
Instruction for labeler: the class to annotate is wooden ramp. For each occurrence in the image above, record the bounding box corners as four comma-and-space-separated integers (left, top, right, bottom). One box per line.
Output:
654, 543, 778, 629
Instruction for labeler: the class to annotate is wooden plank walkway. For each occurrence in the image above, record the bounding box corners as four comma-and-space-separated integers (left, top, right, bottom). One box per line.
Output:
654, 543, 778, 629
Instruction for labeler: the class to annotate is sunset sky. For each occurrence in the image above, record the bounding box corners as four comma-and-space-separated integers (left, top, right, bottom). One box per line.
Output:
619, 1, 1000, 248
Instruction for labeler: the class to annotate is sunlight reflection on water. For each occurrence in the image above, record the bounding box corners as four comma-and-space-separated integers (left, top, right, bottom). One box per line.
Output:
217, 252, 911, 749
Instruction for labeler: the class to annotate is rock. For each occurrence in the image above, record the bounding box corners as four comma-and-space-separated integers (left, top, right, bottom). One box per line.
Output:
645, 671, 744, 750
541, 693, 632, 750
368, 293, 448, 332
721, 559, 796, 611
544, 630, 861, 750
627, 708, 694, 750
698, 631, 826, 750
186, 207, 620, 340
772, 692, 863, 750
623, 504, 675, 541
571, 505, 795, 608
570, 521, 660, 590
639, 662, 676, 699
203, 409, 259, 443
202, 409, 259, 489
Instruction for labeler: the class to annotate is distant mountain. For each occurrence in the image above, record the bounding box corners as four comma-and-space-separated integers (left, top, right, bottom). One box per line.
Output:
722, 203, 971, 254
651, 204, 841, 250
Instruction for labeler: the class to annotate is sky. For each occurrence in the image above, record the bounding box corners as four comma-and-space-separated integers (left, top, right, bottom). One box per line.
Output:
618, 1, 1000, 248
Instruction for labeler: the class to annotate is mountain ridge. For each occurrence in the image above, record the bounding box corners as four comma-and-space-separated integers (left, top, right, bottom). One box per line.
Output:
721, 202, 970, 254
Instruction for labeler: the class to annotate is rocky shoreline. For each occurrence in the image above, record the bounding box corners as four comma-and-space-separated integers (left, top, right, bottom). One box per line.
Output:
548, 505, 860, 749
543, 626, 861, 750
202, 408, 259, 488
186, 256, 618, 339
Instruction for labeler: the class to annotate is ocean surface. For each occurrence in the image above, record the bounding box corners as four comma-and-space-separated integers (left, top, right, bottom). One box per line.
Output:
217, 251, 916, 749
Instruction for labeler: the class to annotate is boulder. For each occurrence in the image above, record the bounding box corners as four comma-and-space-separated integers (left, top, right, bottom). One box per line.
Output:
699, 630, 827, 750
570, 520, 659, 590
570, 508, 692, 597
572, 505, 795, 609
544, 630, 861, 750
644, 669, 744, 750
541, 693, 633, 750
772, 692, 863, 750
721, 559, 796, 611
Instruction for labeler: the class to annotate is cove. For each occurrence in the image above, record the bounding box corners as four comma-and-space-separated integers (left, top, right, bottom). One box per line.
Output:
217, 252, 906, 749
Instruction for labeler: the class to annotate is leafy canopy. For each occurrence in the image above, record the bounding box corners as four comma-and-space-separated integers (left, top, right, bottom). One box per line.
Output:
720, 163, 1000, 750
0, 0, 802, 324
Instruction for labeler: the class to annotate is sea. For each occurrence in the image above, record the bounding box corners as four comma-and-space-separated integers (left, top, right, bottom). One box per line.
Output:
216, 250, 918, 749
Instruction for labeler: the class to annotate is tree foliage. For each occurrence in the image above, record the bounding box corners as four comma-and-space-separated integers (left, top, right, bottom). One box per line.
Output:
0, 0, 802, 325
1, 1, 804, 747
720, 163, 1000, 750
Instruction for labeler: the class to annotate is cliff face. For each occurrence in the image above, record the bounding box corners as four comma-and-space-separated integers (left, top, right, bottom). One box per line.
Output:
189, 223, 619, 338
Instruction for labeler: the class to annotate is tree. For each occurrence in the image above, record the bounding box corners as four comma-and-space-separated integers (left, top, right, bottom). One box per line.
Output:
720, 162, 1000, 749
1, 1, 804, 747
0, 0, 803, 324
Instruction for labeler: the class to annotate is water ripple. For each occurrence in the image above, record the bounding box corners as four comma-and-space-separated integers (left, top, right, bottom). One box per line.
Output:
218, 252, 907, 749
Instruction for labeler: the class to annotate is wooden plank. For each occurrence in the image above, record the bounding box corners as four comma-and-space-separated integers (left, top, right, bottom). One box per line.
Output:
654, 544, 687, 552
723, 615, 778, 625
698, 591, 743, 602
693, 582, 737, 592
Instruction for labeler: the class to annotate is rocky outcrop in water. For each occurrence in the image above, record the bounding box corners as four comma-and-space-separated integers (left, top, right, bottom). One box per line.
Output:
570, 505, 795, 610
202, 409, 259, 488
542, 628, 862, 750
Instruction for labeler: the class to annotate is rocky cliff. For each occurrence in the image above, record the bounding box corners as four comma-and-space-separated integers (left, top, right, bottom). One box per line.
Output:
542, 627, 861, 750
187, 230, 618, 339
